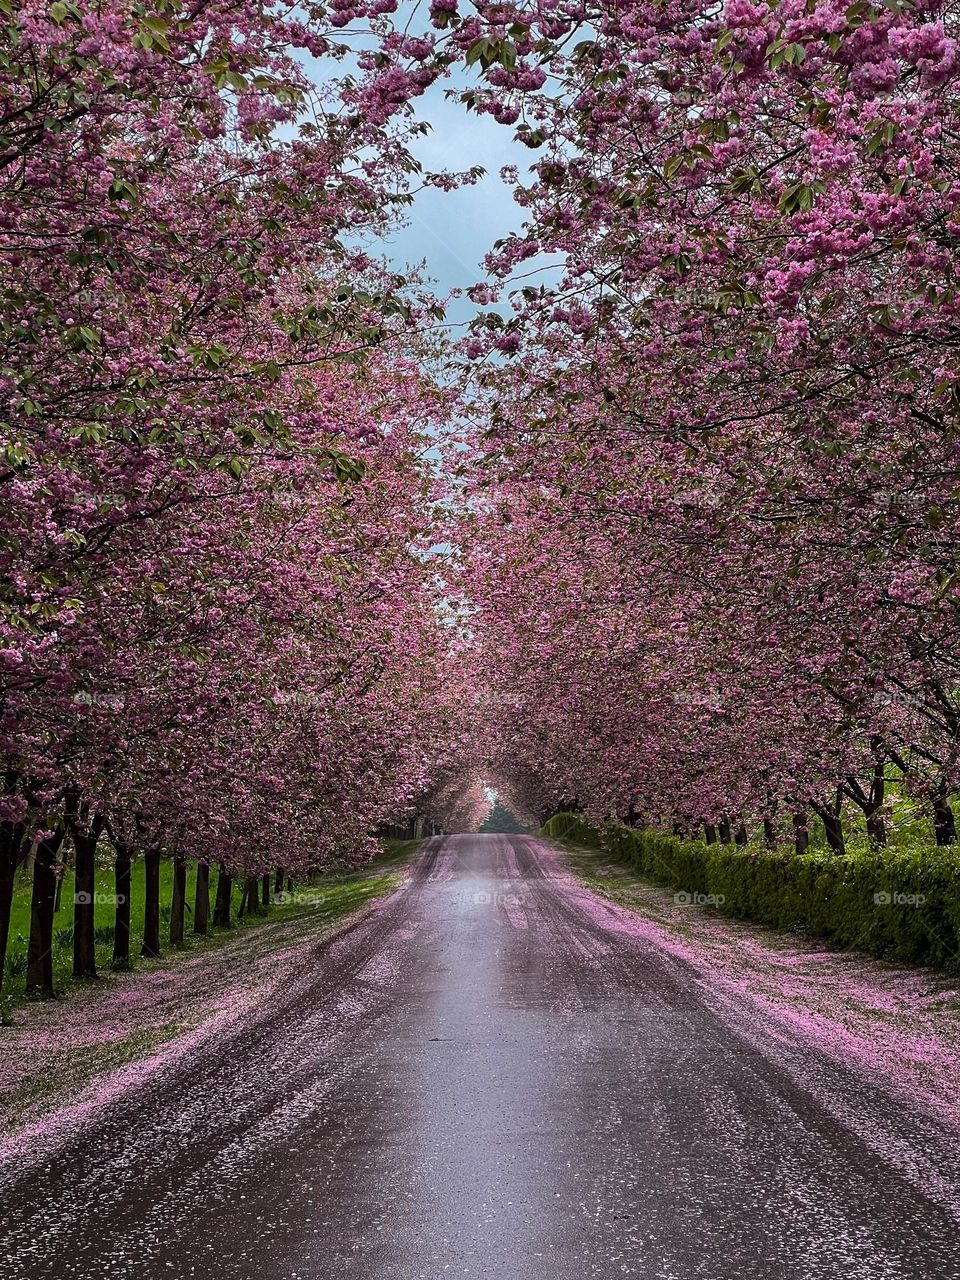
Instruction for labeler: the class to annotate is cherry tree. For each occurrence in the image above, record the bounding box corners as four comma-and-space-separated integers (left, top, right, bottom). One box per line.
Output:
450, 0, 960, 848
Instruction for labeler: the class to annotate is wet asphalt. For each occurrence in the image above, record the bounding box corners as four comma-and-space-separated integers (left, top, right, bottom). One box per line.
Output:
2, 834, 960, 1280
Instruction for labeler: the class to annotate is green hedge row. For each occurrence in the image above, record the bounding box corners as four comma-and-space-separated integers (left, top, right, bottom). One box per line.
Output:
541, 812, 960, 969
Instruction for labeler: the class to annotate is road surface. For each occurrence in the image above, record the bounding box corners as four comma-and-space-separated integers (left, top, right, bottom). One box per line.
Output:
2, 834, 960, 1279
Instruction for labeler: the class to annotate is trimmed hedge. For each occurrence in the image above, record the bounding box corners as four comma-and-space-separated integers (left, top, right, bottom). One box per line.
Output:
541, 812, 960, 969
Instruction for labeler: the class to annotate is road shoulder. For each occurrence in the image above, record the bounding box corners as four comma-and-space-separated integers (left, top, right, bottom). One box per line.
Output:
0, 847, 419, 1152
544, 836, 960, 1131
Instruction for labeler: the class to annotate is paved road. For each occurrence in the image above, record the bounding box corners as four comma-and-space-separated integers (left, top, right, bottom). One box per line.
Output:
3, 834, 960, 1279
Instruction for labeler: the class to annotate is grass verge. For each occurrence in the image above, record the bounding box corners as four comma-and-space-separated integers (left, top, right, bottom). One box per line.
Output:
2, 838, 422, 1018
0, 839, 424, 1129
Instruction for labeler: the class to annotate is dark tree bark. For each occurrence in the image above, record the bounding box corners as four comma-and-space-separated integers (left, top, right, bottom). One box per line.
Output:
213, 865, 232, 927
866, 747, 887, 846
170, 854, 187, 944
112, 842, 132, 970
0, 862, 14, 995
72, 837, 97, 978
843, 741, 887, 848
262, 872, 272, 908
704, 824, 717, 845
274, 868, 285, 901
812, 790, 846, 855
142, 848, 162, 958
734, 821, 749, 846
69, 802, 105, 980
934, 786, 957, 846
821, 810, 846, 855
0, 815, 26, 995
866, 806, 886, 848
763, 817, 777, 849
193, 863, 210, 935
238, 876, 259, 917
792, 811, 810, 855
717, 816, 732, 844
26, 831, 64, 997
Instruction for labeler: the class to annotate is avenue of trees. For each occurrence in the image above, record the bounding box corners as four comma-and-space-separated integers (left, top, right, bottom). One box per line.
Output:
4, 0, 960, 994
454, 0, 960, 855
0, 0, 482, 994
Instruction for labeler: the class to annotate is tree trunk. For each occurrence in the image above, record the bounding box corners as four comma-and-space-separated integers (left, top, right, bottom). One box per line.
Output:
112, 844, 132, 970
274, 868, 285, 901
142, 848, 161, 958
248, 875, 260, 913
262, 872, 271, 908
763, 817, 777, 849
170, 854, 186, 945
193, 863, 210, 936
72, 824, 101, 979
26, 831, 63, 997
704, 824, 717, 845
240, 875, 259, 917
213, 865, 232, 928
717, 816, 732, 844
865, 807, 886, 848
0, 863, 12, 996
734, 821, 748, 846
0, 820, 25, 996
793, 811, 809, 855
821, 810, 845, 855
867, 751, 887, 847
844, 750, 887, 849
934, 788, 956, 846
814, 793, 846, 856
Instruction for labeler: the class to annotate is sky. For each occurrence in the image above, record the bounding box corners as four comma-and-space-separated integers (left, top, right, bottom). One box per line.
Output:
382, 78, 529, 330
300, 11, 542, 331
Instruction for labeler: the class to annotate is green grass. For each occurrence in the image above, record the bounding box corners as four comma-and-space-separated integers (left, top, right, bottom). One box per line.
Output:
3, 838, 422, 1010
369, 837, 423, 870
0, 838, 425, 1127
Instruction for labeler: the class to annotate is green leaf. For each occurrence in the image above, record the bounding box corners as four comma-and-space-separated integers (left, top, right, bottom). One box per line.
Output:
465, 38, 491, 67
